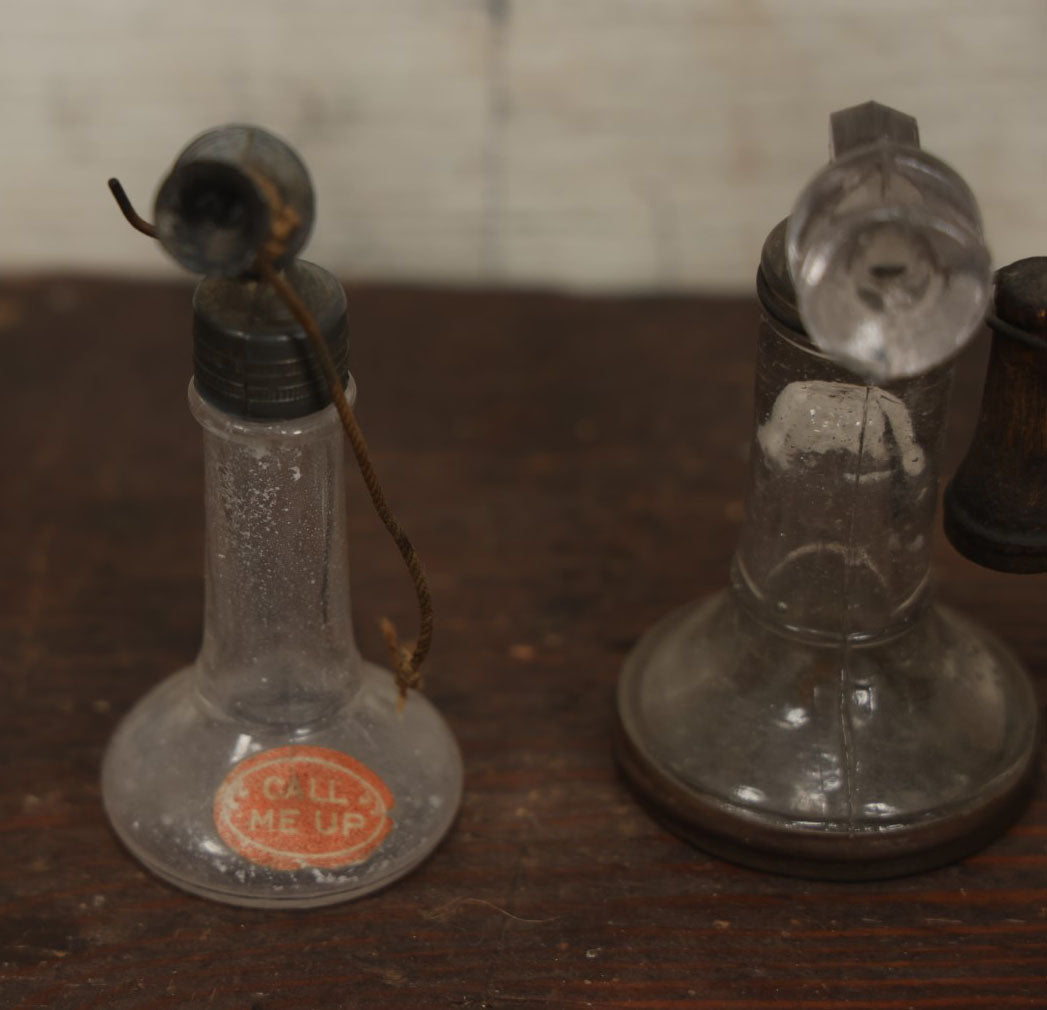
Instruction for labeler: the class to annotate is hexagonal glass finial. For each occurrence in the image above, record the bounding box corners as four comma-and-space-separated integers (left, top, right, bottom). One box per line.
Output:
787, 101, 992, 381
829, 100, 919, 158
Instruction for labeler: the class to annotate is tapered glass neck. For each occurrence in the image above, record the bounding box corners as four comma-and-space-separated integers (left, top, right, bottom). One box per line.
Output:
733, 313, 953, 643
189, 380, 360, 725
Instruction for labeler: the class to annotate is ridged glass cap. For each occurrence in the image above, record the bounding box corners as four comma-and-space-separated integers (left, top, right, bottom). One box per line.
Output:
192, 260, 348, 420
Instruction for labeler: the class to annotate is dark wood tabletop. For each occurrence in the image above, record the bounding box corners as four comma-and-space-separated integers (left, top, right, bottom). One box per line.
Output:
2, 278, 1046, 1009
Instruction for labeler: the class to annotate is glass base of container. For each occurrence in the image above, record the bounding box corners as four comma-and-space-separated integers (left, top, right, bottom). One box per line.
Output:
616, 591, 1039, 880
102, 662, 463, 908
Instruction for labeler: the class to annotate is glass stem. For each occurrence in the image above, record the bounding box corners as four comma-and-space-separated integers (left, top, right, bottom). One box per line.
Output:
733, 315, 953, 645
189, 381, 360, 726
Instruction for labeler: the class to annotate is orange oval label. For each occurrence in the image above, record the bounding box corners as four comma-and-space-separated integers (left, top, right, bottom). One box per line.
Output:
213, 746, 394, 870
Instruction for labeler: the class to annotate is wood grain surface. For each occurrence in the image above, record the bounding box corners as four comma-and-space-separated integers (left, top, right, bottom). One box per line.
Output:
1, 278, 1046, 1008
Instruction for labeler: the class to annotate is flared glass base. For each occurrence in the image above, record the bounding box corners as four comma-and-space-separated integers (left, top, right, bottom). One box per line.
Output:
102, 662, 463, 907
617, 590, 1038, 879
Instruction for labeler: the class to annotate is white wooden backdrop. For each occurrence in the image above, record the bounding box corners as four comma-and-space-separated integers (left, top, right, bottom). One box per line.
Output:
2, 0, 1045, 291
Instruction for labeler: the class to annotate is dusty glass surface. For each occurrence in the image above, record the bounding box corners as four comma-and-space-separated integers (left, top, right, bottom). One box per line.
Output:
102, 382, 462, 907
617, 104, 1036, 876
618, 312, 1037, 875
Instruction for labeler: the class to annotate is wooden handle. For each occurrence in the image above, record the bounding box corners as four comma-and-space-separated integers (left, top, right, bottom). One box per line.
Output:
944, 257, 1047, 573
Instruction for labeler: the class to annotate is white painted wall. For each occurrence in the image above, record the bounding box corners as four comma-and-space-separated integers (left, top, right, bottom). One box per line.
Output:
2, 0, 1045, 291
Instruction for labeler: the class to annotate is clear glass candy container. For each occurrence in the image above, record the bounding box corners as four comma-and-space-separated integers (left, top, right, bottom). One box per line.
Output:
616, 220, 1038, 879
102, 382, 462, 907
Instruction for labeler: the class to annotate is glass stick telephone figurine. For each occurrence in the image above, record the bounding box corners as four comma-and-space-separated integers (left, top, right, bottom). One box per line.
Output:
616, 102, 1039, 879
102, 125, 462, 907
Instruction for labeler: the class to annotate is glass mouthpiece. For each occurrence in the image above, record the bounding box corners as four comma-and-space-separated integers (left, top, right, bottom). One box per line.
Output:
787, 135, 991, 381
154, 124, 315, 276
